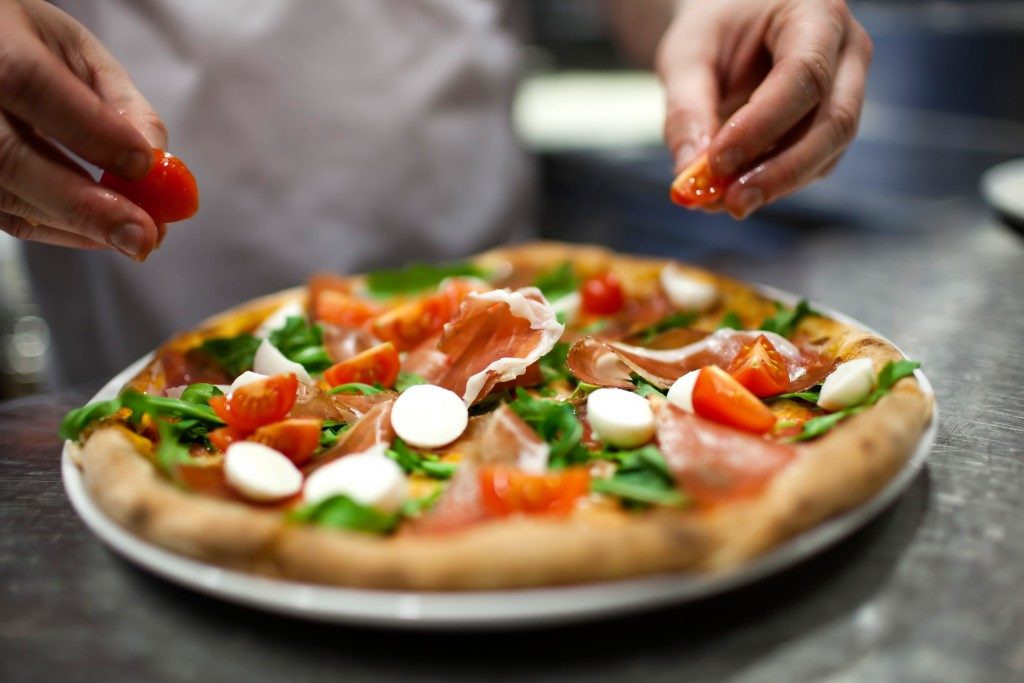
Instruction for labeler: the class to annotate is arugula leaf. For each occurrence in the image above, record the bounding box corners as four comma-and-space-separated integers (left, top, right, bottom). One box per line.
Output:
199, 334, 261, 376
395, 372, 428, 393
874, 359, 920, 394
60, 398, 123, 441
120, 391, 223, 426
318, 420, 350, 449
637, 311, 698, 342
539, 341, 573, 385
400, 488, 444, 518
590, 445, 686, 508
576, 319, 609, 335
328, 383, 384, 396
268, 316, 333, 372
366, 262, 489, 298
178, 383, 224, 406
289, 495, 398, 534
759, 299, 815, 338
533, 261, 580, 301
771, 385, 821, 404
386, 438, 456, 480
717, 311, 743, 330
154, 419, 193, 474
507, 389, 589, 468
633, 379, 665, 398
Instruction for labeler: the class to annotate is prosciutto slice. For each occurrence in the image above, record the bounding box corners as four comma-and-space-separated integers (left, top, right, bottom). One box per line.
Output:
289, 383, 395, 424
305, 398, 396, 474
321, 323, 380, 363
656, 404, 796, 507
568, 328, 829, 392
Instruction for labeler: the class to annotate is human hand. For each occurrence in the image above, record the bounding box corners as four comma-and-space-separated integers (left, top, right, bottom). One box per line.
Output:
0, 0, 167, 258
657, 0, 873, 218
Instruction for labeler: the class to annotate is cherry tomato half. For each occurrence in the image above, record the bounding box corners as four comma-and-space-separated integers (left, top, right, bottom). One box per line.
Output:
669, 152, 730, 208
323, 342, 400, 388
99, 148, 198, 223
372, 293, 453, 351
207, 425, 245, 452
727, 334, 790, 397
691, 365, 777, 434
209, 373, 298, 434
479, 466, 591, 517
314, 289, 381, 328
580, 272, 625, 316
249, 418, 322, 465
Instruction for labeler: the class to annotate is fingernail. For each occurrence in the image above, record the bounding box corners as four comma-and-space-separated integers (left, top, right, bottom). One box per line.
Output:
714, 148, 744, 177
114, 149, 151, 179
108, 223, 145, 257
734, 187, 764, 219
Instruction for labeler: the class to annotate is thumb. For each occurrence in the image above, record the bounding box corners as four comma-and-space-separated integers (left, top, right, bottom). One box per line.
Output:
657, 45, 720, 174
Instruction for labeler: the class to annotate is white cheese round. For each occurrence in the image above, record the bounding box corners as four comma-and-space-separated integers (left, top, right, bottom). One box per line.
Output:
666, 368, 701, 413
229, 371, 269, 394
390, 384, 469, 449
252, 337, 313, 385
587, 387, 656, 448
660, 265, 718, 312
224, 441, 303, 502
818, 358, 876, 411
303, 446, 407, 512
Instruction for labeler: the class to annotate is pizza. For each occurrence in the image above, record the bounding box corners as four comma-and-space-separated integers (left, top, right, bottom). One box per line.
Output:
60, 241, 932, 590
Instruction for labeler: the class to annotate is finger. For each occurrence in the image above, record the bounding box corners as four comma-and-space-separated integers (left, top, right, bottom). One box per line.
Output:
707, 1, 847, 178
721, 39, 869, 219
0, 114, 159, 258
0, 187, 54, 225
0, 213, 107, 250
83, 37, 169, 149
0, 4, 153, 178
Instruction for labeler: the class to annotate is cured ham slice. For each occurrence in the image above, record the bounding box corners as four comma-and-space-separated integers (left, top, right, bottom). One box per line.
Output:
433, 288, 563, 405
401, 333, 450, 384
655, 404, 796, 507
289, 383, 394, 424
568, 329, 828, 393
321, 323, 380, 363
305, 398, 396, 473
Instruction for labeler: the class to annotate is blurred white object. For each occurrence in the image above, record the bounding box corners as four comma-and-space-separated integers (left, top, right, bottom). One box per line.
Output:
980, 158, 1024, 232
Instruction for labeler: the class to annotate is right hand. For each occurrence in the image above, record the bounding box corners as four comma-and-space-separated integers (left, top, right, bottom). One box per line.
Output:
0, 0, 167, 259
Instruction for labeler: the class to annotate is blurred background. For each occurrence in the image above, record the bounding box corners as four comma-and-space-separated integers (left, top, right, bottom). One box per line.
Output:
2, 0, 1022, 399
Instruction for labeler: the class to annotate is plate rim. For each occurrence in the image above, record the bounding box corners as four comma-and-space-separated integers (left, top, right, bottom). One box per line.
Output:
60, 284, 937, 629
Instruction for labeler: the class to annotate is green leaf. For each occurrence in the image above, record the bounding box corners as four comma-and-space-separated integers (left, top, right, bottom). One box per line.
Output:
789, 409, 858, 442
637, 311, 698, 342
386, 438, 456, 480
590, 445, 685, 508
758, 299, 815, 338
395, 372, 428, 393
539, 341, 573, 385
327, 383, 384, 396
60, 398, 123, 441
576, 319, 609, 335
289, 495, 398, 534
120, 391, 224, 426
533, 261, 580, 301
318, 420, 350, 449
199, 334, 261, 376
771, 386, 821, 404
507, 389, 589, 468
155, 419, 193, 474
717, 311, 743, 330
875, 359, 920, 394
633, 380, 665, 398
178, 383, 224, 406
366, 262, 489, 298
268, 316, 333, 373
400, 488, 444, 518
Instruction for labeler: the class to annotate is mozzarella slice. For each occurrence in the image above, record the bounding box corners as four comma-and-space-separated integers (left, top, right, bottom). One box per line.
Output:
224, 441, 303, 502
549, 291, 581, 325
390, 384, 469, 449
818, 358, 876, 411
252, 337, 313, 385
230, 371, 269, 394
587, 387, 656, 448
666, 368, 701, 413
303, 445, 407, 512
660, 264, 718, 312
255, 300, 306, 338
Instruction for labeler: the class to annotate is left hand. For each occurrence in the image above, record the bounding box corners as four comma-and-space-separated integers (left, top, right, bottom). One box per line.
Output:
656, 0, 873, 218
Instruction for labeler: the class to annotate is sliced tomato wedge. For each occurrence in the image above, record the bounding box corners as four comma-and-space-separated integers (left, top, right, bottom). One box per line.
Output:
314, 289, 381, 328
249, 418, 322, 465
727, 334, 790, 397
580, 272, 625, 316
371, 293, 454, 351
691, 365, 777, 434
478, 466, 590, 517
323, 342, 400, 388
209, 373, 298, 434
669, 152, 730, 208
207, 425, 245, 452
99, 148, 198, 223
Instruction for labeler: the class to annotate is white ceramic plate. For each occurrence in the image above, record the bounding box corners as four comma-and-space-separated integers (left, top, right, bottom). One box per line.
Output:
61, 287, 936, 629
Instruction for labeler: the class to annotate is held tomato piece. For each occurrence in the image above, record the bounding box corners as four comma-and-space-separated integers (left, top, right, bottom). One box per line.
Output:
314, 289, 381, 328
209, 373, 298, 434
99, 148, 199, 223
371, 293, 454, 351
207, 426, 245, 452
323, 342, 400, 388
249, 418, 322, 465
669, 152, 730, 208
691, 365, 777, 434
479, 466, 591, 518
727, 334, 790, 397
580, 272, 625, 316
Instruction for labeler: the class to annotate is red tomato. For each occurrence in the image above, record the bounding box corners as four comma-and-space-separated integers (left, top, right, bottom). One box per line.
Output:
692, 365, 777, 434
479, 466, 591, 517
314, 290, 381, 328
323, 342, 400, 388
99, 148, 198, 223
727, 334, 790, 397
669, 152, 730, 208
580, 272, 625, 316
209, 374, 298, 433
371, 293, 454, 351
249, 418, 322, 465
207, 426, 245, 452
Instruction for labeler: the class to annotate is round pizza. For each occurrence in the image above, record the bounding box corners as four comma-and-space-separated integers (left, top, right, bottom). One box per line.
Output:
60, 242, 933, 590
